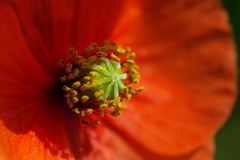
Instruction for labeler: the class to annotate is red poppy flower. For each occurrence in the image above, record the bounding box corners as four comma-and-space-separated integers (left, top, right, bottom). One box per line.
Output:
0, 0, 237, 160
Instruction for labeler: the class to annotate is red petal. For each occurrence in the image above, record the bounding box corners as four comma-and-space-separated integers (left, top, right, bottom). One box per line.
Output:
2, 0, 127, 77
108, 0, 237, 158
0, 7, 74, 159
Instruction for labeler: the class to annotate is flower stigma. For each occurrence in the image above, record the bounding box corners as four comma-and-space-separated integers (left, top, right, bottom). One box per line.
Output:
58, 41, 144, 125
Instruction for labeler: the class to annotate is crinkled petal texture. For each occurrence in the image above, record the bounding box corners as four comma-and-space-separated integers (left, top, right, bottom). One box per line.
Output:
0, 0, 237, 160
109, 0, 237, 159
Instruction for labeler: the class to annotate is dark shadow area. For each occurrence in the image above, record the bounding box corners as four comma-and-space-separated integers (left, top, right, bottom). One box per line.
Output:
215, 0, 240, 160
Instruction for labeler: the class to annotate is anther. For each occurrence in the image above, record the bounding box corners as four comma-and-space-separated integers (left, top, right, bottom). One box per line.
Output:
68, 73, 74, 79
73, 69, 80, 77
127, 52, 136, 59
125, 47, 131, 53
86, 108, 93, 115
85, 43, 98, 53
72, 81, 81, 88
83, 76, 91, 82
60, 76, 67, 82
89, 71, 98, 77
63, 85, 71, 91
81, 95, 89, 103
72, 108, 80, 114
70, 90, 78, 97
110, 53, 120, 62
72, 97, 79, 104
136, 87, 145, 92
80, 111, 86, 117
87, 56, 97, 63
111, 108, 121, 116
94, 90, 104, 99
65, 63, 72, 73
116, 48, 126, 55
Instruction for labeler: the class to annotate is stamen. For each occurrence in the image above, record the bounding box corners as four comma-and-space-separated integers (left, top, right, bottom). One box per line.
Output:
81, 95, 89, 103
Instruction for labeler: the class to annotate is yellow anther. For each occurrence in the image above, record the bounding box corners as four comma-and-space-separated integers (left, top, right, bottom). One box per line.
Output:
81, 95, 89, 103
125, 47, 131, 53
83, 76, 91, 81
118, 103, 127, 109
65, 63, 72, 73
97, 65, 107, 72
87, 56, 97, 63
89, 80, 98, 88
129, 68, 139, 78
116, 48, 126, 55
132, 65, 139, 70
89, 71, 98, 77
80, 84, 89, 91
63, 85, 71, 91
117, 103, 126, 109
100, 103, 108, 109
58, 60, 64, 66
85, 43, 98, 53
86, 108, 93, 115
81, 81, 97, 91
70, 90, 78, 97
122, 87, 129, 95
127, 85, 133, 90
66, 98, 74, 108
110, 108, 121, 116
130, 90, 137, 95
110, 53, 120, 62
60, 75, 67, 82
114, 97, 121, 105
73, 69, 79, 77
129, 68, 140, 83
127, 52, 136, 59
94, 90, 104, 99
132, 78, 140, 83
99, 109, 104, 117
126, 94, 132, 100
72, 108, 80, 114
72, 97, 79, 104
126, 59, 135, 66
80, 110, 86, 117
108, 100, 114, 107
136, 87, 145, 92
95, 120, 101, 125
122, 63, 128, 67
72, 81, 81, 88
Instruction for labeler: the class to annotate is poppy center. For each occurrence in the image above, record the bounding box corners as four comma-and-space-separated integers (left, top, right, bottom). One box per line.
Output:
57, 41, 143, 125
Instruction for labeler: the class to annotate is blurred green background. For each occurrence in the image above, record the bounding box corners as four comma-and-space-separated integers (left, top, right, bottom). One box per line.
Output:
215, 0, 240, 160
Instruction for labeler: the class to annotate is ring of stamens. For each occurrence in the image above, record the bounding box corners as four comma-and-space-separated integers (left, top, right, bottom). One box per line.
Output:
58, 40, 144, 125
